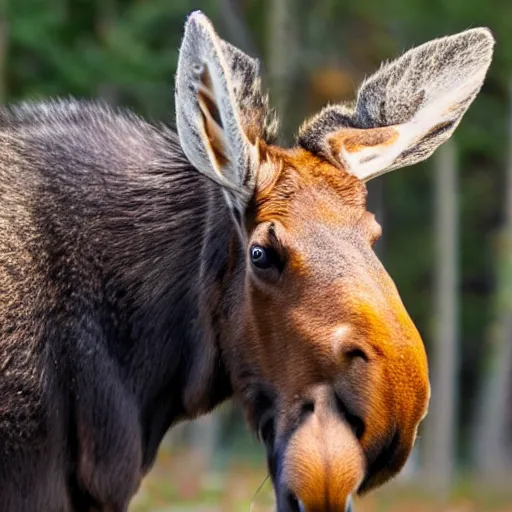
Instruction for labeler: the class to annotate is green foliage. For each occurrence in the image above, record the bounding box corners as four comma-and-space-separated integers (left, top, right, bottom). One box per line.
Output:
7, 0, 220, 119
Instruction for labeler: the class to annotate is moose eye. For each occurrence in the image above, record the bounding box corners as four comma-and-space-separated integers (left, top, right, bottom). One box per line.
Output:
250, 245, 272, 269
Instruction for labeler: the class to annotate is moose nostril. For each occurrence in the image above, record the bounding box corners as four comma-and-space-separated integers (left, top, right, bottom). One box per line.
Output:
286, 490, 305, 512
345, 347, 369, 362
299, 400, 315, 422
335, 394, 365, 439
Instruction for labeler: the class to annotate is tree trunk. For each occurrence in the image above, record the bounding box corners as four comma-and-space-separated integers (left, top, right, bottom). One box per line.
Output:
96, 0, 118, 106
188, 412, 222, 470
267, 0, 299, 145
472, 80, 512, 479
218, 0, 259, 58
423, 140, 459, 496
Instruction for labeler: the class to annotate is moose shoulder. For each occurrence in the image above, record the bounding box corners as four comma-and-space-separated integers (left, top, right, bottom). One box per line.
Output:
0, 11, 494, 512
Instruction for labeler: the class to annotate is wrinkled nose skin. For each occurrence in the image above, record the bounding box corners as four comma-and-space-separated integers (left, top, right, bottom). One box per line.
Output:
274, 392, 365, 512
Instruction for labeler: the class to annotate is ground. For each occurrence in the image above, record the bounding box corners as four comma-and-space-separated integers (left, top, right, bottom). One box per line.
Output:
130, 448, 512, 512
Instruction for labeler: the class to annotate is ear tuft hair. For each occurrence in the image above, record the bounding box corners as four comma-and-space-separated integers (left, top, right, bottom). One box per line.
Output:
354, 27, 495, 129
219, 40, 279, 144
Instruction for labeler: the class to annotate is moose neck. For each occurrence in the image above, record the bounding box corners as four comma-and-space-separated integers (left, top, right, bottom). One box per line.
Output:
99, 150, 240, 469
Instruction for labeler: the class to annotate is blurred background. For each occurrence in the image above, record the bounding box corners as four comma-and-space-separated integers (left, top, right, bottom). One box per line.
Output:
3, 0, 512, 510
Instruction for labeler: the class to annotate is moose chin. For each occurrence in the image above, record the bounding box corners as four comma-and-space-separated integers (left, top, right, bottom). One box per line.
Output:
0, 9, 494, 512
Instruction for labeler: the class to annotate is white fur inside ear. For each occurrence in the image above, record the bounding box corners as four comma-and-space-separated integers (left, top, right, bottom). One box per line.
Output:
339, 127, 402, 180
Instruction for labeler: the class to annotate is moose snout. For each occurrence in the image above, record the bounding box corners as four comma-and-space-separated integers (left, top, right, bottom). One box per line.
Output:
276, 391, 365, 512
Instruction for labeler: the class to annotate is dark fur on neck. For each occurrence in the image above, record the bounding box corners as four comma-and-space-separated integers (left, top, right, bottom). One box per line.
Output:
0, 99, 236, 510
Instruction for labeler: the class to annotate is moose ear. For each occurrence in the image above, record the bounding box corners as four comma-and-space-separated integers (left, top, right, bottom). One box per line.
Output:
298, 28, 495, 181
175, 11, 271, 215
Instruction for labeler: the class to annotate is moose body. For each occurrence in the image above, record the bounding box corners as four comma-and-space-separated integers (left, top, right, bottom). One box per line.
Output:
0, 11, 494, 512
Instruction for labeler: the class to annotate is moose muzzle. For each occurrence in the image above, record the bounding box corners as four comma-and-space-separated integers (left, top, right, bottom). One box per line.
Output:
274, 388, 365, 512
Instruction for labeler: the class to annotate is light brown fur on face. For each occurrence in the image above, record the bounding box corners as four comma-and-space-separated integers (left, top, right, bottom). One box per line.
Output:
233, 144, 430, 508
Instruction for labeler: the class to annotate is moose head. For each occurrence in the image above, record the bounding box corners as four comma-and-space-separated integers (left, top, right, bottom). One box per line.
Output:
175, 12, 494, 511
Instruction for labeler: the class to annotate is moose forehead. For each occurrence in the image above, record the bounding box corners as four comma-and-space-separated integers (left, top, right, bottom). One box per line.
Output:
255, 146, 378, 233
252, 145, 382, 274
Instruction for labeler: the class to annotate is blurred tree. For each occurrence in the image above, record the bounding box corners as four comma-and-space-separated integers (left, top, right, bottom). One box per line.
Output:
423, 140, 459, 495
95, 0, 118, 105
188, 413, 223, 473
472, 80, 512, 480
218, 0, 259, 57
266, 0, 299, 143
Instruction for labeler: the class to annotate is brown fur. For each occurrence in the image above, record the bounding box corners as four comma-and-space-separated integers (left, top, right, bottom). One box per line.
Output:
283, 389, 365, 511
229, 147, 430, 505
327, 126, 400, 156
255, 145, 367, 222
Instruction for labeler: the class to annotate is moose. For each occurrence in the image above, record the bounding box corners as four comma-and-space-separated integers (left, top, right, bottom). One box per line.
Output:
0, 10, 494, 512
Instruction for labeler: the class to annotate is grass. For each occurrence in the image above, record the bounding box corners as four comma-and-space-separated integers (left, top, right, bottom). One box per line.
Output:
130, 448, 512, 512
